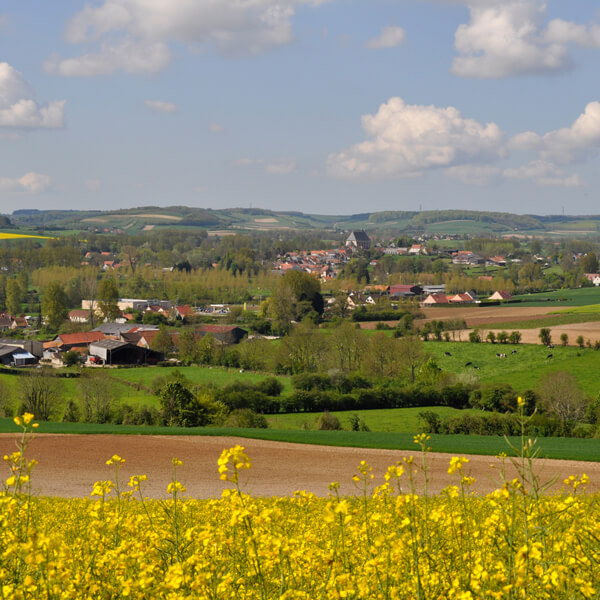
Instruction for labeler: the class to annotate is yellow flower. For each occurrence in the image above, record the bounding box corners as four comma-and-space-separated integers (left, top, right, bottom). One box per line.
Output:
448, 456, 469, 475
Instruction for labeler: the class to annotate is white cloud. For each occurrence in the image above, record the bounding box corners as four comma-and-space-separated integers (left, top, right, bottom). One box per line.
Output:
0, 172, 53, 193
208, 122, 224, 133
44, 40, 171, 76
445, 164, 500, 185
366, 26, 406, 49
86, 179, 102, 191
503, 160, 582, 187
144, 100, 177, 113
509, 101, 600, 164
0, 63, 65, 128
265, 160, 296, 175
450, 0, 600, 78
327, 97, 505, 178
47, 0, 330, 76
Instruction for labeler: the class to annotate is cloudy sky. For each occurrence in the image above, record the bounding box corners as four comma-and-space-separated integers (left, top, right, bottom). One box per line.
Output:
1, 1, 600, 215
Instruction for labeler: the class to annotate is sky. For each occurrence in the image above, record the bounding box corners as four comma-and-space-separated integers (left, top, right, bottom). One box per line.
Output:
1, 0, 600, 216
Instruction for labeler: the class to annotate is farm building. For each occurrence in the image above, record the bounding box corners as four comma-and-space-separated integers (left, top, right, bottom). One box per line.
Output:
196, 325, 247, 345
88, 339, 162, 365
488, 290, 512, 301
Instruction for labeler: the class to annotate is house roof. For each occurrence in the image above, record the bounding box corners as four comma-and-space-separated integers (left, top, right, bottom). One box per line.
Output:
90, 339, 129, 351
196, 325, 243, 334
55, 332, 105, 346
68, 310, 92, 319
0, 345, 17, 358
92, 323, 138, 335
489, 290, 512, 299
346, 231, 370, 242
175, 305, 192, 317
424, 293, 449, 303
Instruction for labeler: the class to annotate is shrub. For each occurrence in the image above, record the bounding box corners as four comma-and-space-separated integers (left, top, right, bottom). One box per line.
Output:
224, 409, 268, 429
316, 411, 342, 430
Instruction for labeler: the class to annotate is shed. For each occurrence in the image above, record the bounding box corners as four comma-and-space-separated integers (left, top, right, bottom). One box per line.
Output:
12, 351, 36, 367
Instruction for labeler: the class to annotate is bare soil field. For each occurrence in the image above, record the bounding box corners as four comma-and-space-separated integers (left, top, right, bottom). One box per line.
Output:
360, 306, 560, 330
1, 434, 596, 499
461, 321, 600, 346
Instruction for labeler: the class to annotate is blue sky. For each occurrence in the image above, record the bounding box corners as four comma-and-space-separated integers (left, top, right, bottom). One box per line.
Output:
1, 0, 600, 216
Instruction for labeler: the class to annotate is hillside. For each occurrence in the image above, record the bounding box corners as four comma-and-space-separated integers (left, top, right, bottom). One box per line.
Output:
7, 207, 600, 236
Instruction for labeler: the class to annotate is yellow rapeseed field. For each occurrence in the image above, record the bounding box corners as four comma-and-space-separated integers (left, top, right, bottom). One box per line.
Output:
2, 414, 600, 599
0, 233, 55, 240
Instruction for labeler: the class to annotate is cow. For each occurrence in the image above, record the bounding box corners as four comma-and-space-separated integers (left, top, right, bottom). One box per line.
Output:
547, 344, 554, 350
511, 350, 518, 354
444, 352, 452, 357
546, 354, 553, 359
465, 362, 472, 367
473, 365, 480, 370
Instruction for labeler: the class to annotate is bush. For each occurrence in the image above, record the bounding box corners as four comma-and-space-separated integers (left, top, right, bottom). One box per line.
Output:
419, 411, 442, 434
255, 377, 284, 397
62, 351, 81, 367
291, 373, 332, 392
224, 409, 268, 429
316, 411, 342, 430
348, 413, 370, 432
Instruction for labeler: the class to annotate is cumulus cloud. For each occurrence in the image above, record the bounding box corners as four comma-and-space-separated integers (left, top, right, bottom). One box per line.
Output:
450, 0, 600, 78
47, 0, 330, 76
328, 97, 600, 187
509, 101, 600, 164
0, 172, 53, 193
327, 97, 505, 178
264, 160, 296, 175
144, 99, 177, 113
0, 63, 65, 128
365, 26, 406, 49
503, 160, 582, 187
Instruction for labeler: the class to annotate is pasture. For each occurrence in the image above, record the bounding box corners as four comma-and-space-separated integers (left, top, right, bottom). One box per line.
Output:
426, 341, 600, 395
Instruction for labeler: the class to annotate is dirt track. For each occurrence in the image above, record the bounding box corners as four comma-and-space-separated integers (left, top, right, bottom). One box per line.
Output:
1, 434, 597, 499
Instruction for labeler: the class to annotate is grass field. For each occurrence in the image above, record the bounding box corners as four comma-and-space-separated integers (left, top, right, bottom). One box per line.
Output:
110, 365, 292, 393
267, 406, 481, 432
511, 287, 600, 306
2, 417, 600, 461
425, 341, 600, 395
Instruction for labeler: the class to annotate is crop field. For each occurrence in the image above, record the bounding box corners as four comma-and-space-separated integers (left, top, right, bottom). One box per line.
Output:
3, 422, 600, 599
0, 231, 55, 240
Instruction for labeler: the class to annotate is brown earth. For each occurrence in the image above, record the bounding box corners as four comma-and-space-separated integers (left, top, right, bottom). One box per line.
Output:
1, 434, 596, 499
461, 321, 600, 346
360, 306, 561, 330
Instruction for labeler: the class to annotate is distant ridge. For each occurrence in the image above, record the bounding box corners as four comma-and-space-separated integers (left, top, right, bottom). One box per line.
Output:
5, 206, 600, 236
